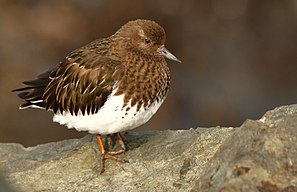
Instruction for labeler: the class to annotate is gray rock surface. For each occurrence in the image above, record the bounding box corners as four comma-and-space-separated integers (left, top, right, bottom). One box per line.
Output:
1, 104, 297, 192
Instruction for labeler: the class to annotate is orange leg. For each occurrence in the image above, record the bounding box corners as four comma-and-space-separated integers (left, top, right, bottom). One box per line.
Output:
117, 132, 126, 151
105, 134, 113, 151
96, 134, 127, 173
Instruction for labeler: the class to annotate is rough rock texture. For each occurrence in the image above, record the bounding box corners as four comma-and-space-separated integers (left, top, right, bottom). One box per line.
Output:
1, 104, 297, 192
192, 105, 297, 192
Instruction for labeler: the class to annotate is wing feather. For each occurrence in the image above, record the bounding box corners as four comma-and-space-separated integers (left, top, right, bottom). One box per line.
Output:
14, 43, 124, 115
43, 54, 124, 115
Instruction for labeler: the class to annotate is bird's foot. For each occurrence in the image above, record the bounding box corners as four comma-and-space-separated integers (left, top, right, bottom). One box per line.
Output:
99, 149, 128, 173
96, 133, 128, 173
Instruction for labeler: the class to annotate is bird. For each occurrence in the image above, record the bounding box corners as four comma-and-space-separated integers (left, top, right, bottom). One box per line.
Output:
13, 19, 181, 173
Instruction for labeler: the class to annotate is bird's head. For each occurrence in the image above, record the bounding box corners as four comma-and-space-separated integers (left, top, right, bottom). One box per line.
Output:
115, 19, 181, 63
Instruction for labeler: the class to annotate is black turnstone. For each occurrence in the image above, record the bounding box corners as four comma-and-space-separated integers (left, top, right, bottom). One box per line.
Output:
13, 19, 181, 173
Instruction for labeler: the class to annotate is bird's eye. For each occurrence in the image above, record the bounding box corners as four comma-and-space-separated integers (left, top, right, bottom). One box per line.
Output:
144, 38, 151, 44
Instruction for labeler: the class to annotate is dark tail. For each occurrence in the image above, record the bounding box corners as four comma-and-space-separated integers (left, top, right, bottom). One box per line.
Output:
13, 71, 51, 109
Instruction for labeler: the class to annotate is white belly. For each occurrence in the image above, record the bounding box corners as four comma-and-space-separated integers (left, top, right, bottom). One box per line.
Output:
53, 91, 165, 135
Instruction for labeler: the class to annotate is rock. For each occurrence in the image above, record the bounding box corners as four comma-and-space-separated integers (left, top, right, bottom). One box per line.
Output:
1, 104, 297, 191
192, 104, 297, 192
0, 174, 16, 192
0, 128, 234, 191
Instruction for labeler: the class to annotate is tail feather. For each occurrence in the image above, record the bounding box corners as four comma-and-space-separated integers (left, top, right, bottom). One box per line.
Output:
13, 71, 52, 109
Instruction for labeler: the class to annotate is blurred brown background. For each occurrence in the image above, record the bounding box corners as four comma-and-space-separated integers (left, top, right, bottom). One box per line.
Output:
1, 0, 297, 146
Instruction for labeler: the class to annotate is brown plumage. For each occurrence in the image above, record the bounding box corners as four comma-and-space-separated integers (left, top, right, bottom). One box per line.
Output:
14, 20, 179, 116
13, 19, 181, 173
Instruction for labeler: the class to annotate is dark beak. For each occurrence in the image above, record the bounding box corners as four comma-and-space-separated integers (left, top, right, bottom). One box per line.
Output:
158, 46, 182, 63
